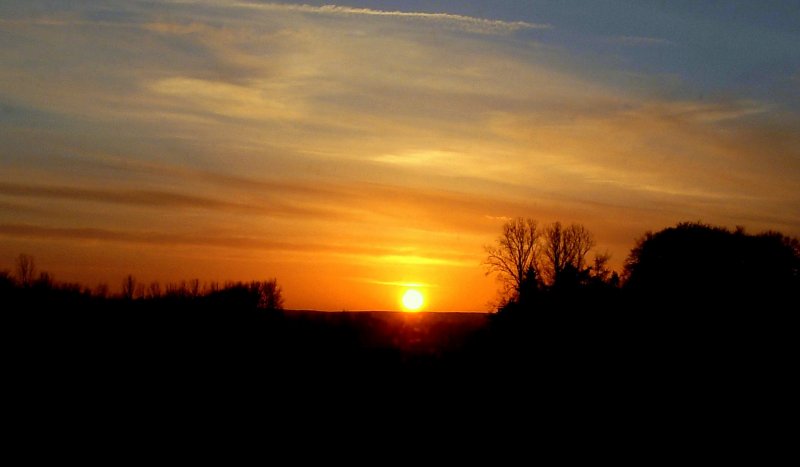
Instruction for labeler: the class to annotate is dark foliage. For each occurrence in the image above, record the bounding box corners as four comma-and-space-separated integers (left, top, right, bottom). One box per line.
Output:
475, 221, 797, 413
2, 270, 483, 397
624, 222, 799, 305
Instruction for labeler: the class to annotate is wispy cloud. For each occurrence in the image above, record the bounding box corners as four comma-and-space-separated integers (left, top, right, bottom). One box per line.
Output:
0, 223, 473, 266
374, 255, 471, 267
0, 182, 335, 219
661, 100, 769, 122
149, 77, 303, 121
611, 35, 674, 46
180, 1, 551, 34
351, 278, 438, 288
0, 182, 248, 210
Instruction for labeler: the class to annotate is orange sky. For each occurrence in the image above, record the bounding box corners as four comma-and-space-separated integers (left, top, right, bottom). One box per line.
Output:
1, 1, 798, 310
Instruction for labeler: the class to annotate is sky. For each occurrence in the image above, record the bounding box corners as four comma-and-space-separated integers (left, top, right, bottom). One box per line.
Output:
1, 0, 798, 311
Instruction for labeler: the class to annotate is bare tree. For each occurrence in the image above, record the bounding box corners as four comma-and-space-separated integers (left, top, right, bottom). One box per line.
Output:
122, 274, 137, 300
164, 282, 181, 297
591, 251, 613, 283
94, 283, 109, 299
543, 222, 566, 284
188, 278, 201, 298
206, 281, 219, 294
35, 271, 54, 289
542, 222, 595, 285
147, 281, 161, 299
484, 217, 540, 297
0, 270, 12, 288
251, 279, 284, 310
15, 254, 35, 287
134, 283, 146, 300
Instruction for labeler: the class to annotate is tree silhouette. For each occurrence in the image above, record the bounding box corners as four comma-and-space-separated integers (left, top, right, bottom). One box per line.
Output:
253, 279, 284, 310
147, 281, 161, 299
541, 222, 595, 287
0, 270, 13, 295
590, 251, 613, 283
516, 265, 541, 306
485, 219, 606, 308
624, 222, 799, 301
34, 271, 54, 290
484, 217, 539, 300
94, 283, 109, 299
121, 274, 137, 300
188, 279, 201, 298
15, 254, 35, 287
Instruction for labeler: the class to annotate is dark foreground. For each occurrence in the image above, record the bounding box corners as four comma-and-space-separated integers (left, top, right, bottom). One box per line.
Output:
9, 300, 792, 386
6, 298, 795, 447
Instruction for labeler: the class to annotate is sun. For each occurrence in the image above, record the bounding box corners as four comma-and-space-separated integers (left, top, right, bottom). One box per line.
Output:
401, 289, 424, 312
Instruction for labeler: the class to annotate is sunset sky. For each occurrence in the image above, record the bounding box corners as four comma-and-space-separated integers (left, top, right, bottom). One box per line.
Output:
1, 1, 798, 311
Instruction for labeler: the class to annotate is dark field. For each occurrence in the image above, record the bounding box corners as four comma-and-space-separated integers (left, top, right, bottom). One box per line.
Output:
11, 307, 491, 384
7, 299, 795, 436
11, 303, 792, 382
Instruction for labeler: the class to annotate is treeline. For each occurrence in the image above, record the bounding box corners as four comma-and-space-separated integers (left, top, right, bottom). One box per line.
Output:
486, 220, 799, 314
470, 220, 799, 389
1, 256, 283, 311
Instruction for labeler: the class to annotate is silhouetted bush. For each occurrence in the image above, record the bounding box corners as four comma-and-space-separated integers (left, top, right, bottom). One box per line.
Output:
624, 222, 799, 305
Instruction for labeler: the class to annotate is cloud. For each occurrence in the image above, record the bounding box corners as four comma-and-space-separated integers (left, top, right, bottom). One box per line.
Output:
351, 278, 438, 288
611, 35, 674, 46
370, 150, 480, 174
0, 181, 336, 219
659, 100, 769, 123
374, 255, 471, 267
149, 77, 303, 120
0, 200, 51, 215
0, 181, 244, 210
44, 152, 349, 200
142, 21, 214, 36
0, 223, 368, 255
12, 152, 550, 235
0, 18, 74, 27
0, 222, 474, 266
484, 97, 795, 206
171, 1, 551, 34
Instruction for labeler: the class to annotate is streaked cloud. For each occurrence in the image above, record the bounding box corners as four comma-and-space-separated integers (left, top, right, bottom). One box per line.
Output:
0, 223, 473, 267
170, 1, 551, 34
374, 255, 472, 267
611, 35, 674, 46
0, 181, 337, 219
149, 77, 304, 121
352, 278, 439, 289
0, 181, 256, 211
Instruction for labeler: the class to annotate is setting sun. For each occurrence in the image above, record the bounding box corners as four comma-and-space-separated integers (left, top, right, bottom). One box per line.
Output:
401, 289, 424, 312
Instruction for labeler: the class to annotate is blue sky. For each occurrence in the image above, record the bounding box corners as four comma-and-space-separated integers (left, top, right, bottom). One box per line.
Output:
282, 0, 800, 103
